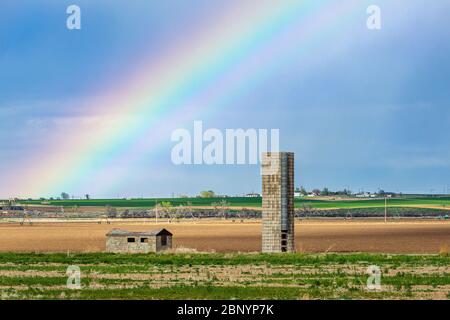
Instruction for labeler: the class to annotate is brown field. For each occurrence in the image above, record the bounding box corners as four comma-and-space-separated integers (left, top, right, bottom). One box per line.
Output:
0, 219, 448, 254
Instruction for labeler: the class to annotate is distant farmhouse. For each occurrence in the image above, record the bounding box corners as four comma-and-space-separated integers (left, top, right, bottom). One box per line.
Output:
106, 228, 172, 253
355, 192, 395, 198
294, 191, 302, 198
355, 192, 377, 198
245, 193, 261, 198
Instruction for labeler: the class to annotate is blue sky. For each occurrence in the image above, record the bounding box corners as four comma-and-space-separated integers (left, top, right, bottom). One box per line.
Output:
1, 1, 450, 198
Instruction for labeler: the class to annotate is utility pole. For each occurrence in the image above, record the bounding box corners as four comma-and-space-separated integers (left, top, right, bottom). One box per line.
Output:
384, 197, 387, 223
155, 200, 158, 224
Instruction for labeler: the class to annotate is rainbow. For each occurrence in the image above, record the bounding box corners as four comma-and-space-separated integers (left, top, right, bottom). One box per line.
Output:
11, 0, 361, 198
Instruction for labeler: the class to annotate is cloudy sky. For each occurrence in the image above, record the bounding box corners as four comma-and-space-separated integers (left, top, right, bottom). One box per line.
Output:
1, 0, 450, 198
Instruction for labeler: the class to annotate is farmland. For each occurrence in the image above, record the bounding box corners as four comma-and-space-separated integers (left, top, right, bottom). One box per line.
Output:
0, 252, 448, 299
0, 220, 448, 254
1, 201, 449, 300
15, 196, 450, 210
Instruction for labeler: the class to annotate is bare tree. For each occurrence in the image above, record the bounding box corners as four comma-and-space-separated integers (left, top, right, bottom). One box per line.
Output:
160, 201, 175, 222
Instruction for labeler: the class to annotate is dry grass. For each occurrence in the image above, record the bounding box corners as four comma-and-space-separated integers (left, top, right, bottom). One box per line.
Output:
440, 244, 449, 256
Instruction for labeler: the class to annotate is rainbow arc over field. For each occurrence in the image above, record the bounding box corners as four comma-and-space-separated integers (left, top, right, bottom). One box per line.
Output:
11, 0, 361, 198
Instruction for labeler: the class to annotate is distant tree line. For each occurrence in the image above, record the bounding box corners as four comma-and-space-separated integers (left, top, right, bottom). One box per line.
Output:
296, 187, 353, 196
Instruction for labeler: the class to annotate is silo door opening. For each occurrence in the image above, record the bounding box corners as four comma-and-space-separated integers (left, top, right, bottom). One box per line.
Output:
281, 231, 288, 252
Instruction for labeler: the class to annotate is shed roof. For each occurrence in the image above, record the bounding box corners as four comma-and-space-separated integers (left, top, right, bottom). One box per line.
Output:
106, 228, 172, 237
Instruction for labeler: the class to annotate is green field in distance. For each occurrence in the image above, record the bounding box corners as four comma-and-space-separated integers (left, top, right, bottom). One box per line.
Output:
15, 196, 450, 210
